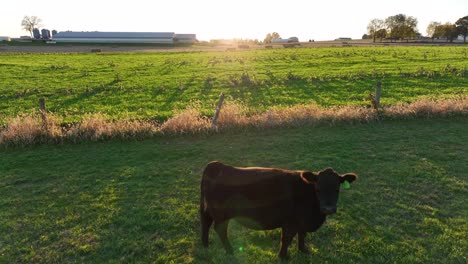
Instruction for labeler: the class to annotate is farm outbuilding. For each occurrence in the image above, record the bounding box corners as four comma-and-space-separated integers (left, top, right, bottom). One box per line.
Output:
52, 31, 196, 44
41, 29, 51, 40
174, 34, 197, 43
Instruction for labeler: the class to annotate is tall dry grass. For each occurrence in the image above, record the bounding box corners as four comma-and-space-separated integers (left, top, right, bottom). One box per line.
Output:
65, 114, 157, 142
0, 113, 157, 147
0, 113, 62, 146
248, 104, 376, 128
216, 101, 249, 128
1, 97, 467, 147
160, 104, 211, 134
384, 97, 468, 118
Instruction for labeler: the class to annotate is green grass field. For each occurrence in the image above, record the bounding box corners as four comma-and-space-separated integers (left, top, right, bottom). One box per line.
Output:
1, 117, 467, 263
1, 45, 467, 262
1, 46, 467, 123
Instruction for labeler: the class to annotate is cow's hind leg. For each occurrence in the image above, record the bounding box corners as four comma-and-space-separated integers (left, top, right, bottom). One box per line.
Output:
214, 220, 233, 254
200, 209, 213, 247
279, 227, 296, 259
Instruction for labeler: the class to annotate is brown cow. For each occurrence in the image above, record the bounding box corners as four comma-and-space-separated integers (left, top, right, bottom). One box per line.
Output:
200, 161, 357, 259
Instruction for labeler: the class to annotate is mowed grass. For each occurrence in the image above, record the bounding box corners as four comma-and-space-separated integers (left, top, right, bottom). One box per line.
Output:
1, 117, 467, 263
1, 46, 467, 123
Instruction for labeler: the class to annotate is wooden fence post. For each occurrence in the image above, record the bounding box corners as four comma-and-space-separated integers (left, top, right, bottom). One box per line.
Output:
39, 98, 48, 130
212, 93, 225, 128
370, 82, 382, 110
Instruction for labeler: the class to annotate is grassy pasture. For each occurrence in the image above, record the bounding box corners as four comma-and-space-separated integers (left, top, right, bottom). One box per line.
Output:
1, 46, 467, 123
1, 117, 467, 263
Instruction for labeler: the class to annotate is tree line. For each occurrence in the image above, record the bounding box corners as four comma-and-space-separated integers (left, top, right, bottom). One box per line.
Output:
20, 14, 468, 44
366, 14, 468, 43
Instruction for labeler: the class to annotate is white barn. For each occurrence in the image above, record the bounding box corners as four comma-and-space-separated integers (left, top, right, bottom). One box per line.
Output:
52, 31, 196, 44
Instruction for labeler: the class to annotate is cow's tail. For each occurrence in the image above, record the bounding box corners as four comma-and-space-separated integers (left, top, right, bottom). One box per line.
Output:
200, 162, 220, 247
199, 177, 208, 217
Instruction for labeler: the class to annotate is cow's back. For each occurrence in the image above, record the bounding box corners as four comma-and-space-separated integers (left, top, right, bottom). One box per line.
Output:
203, 161, 297, 184
201, 161, 303, 229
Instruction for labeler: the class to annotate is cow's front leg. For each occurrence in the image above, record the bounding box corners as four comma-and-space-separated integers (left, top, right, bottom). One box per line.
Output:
298, 231, 309, 253
214, 220, 233, 254
279, 227, 296, 259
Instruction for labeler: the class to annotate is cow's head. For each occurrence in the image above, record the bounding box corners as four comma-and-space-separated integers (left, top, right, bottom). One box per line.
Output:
301, 168, 357, 215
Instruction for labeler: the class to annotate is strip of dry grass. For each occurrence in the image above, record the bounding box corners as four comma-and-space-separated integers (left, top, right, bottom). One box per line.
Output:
1, 97, 467, 147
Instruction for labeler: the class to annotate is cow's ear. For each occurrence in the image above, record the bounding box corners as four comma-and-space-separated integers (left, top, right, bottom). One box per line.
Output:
340, 173, 358, 183
301, 171, 318, 183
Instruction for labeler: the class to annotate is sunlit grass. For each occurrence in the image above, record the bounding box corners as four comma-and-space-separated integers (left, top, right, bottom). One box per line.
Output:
1, 46, 467, 123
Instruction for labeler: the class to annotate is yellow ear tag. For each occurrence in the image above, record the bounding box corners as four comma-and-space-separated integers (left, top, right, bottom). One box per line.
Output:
343, 180, 351, 190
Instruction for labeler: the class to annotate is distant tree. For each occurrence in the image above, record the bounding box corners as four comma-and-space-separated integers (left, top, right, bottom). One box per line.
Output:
433, 25, 445, 40
385, 14, 419, 41
436, 23, 458, 42
427, 21, 441, 41
21, 16, 42, 37
446, 23, 458, 42
367, 18, 385, 42
375, 29, 387, 42
455, 15, 468, 43
235, 38, 261, 45
264, 32, 281, 44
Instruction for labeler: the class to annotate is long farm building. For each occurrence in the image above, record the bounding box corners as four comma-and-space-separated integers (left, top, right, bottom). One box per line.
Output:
52, 31, 197, 44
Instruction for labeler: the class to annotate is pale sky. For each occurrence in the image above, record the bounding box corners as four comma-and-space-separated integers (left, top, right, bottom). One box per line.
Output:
1, 0, 467, 41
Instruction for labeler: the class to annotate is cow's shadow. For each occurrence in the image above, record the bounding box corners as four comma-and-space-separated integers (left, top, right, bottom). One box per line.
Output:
193, 225, 304, 263
194, 247, 241, 264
